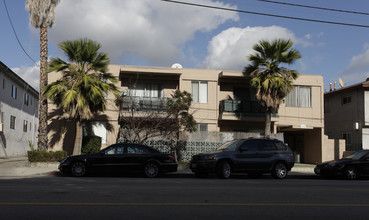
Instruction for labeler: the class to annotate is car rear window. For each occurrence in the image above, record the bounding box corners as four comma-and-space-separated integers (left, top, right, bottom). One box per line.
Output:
275, 141, 288, 151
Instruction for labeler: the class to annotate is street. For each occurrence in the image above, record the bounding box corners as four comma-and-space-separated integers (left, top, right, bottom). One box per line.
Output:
0, 174, 369, 220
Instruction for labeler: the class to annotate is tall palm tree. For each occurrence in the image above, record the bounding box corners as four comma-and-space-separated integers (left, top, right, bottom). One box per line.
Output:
26, 0, 60, 151
243, 39, 301, 138
44, 38, 120, 155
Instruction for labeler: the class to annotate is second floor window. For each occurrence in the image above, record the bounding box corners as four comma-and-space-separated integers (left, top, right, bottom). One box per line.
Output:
24, 93, 29, 105
11, 85, 17, 99
192, 81, 208, 103
132, 83, 162, 98
286, 86, 312, 108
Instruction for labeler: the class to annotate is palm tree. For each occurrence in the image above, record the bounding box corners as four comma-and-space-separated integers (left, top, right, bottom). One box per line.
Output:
26, 0, 60, 151
44, 38, 120, 155
243, 39, 301, 138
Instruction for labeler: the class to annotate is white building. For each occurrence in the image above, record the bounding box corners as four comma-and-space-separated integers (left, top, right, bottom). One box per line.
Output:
0, 61, 39, 157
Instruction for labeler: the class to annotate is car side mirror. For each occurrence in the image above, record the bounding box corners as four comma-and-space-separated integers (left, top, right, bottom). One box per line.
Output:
99, 151, 106, 156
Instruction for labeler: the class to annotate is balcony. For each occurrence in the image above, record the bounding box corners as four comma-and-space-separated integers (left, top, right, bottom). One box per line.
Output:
220, 100, 265, 115
219, 100, 278, 119
120, 96, 168, 112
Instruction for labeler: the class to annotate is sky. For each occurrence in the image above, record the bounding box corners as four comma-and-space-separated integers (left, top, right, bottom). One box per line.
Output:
1, 0, 369, 92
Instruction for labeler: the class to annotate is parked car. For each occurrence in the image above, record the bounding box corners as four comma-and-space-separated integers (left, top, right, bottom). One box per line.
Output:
190, 138, 295, 179
314, 150, 369, 180
59, 143, 177, 177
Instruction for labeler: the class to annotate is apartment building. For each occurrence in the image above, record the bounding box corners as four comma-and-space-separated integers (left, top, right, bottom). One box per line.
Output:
325, 79, 369, 151
0, 61, 39, 157
49, 64, 344, 163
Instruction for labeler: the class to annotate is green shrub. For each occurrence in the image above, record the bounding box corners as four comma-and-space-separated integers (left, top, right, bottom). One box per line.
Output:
82, 136, 102, 154
27, 150, 68, 162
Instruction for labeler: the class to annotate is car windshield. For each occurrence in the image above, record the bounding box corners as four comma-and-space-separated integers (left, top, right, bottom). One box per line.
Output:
217, 140, 242, 151
344, 151, 368, 160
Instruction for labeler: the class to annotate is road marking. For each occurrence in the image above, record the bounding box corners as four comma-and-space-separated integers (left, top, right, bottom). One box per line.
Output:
0, 203, 369, 207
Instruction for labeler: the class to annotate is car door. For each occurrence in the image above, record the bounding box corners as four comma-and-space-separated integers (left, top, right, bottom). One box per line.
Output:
359, 152, 369, 175
89, 144, 125, 173
233, 139, 260, 172
122, 144, 150, 171
257, 139, 278, 171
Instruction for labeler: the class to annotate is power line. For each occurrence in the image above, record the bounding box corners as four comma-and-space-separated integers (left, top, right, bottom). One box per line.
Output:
2, 0, 39, 66
161, 0, 369, 28
258, 0, 369, 16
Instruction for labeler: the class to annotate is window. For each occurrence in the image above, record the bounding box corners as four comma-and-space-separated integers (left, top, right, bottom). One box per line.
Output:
132, 83, 162, 98
198, 123, 208, 131
23, 120, 27, 132
10, 116, 16, 129
343, 133, 352, 146
24, 93, 29, 105
191, 81, 208, 103
342, 96, 352, 105
241, 139, 259, 151
286, 86, 312, 107
11, 85, 17, 99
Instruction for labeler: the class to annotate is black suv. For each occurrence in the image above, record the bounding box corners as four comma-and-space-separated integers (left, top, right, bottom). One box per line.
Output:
190, 138, 294, 179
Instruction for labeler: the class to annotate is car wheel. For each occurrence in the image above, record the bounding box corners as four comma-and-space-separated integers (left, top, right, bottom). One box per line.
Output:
345, 166, 358, 180
216, 161, 231, 179
144, 162, 159, 178
70, 161, 87, 177
272, 162, 287, 179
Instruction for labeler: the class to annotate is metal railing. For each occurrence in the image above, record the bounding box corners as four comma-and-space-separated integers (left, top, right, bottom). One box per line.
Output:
120, 96, 168, 112
220, 100, 265, 115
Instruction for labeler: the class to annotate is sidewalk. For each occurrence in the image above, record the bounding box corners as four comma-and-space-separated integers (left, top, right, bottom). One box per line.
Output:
0, 156, 315, 178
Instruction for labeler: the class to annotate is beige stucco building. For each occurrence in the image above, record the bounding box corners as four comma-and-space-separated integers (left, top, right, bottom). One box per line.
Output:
48, 64, 344, 163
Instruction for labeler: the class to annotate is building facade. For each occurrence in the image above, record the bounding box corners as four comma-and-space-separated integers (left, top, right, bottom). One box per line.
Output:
48, 65, 344, 163
0, 61, 39, 157
325, 79, 369, 151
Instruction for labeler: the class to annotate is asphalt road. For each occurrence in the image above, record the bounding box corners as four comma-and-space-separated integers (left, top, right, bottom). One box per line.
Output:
0, 175, 369, 220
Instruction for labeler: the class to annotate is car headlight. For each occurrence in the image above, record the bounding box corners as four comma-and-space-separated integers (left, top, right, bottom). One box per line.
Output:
202, 155, 215, 160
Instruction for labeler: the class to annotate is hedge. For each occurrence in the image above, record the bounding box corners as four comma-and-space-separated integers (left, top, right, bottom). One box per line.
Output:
82, 136, 102, 154
27, 150, 68, 162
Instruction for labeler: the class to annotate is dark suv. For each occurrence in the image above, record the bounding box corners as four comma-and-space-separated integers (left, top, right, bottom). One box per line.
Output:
190, 138, 294, 179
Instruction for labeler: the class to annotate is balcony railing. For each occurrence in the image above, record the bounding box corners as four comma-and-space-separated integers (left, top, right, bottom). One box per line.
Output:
120, 96, 168, 112
220, 100, 266, 116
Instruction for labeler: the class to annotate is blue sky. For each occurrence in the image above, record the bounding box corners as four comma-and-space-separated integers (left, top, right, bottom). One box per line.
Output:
1, 0, 369, 91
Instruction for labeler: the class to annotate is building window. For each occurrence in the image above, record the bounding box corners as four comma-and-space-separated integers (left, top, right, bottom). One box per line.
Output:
24, 93, 29, 105
132, 83, 162, 98
11, 85, 17, 99
10, 116, 16, 129
342, 133, 352, 146
342, 96, 352, 105
286, 86, 312, 107
191, 81, 208, 103
23, 120, 28, 132
198, 123, 208, 131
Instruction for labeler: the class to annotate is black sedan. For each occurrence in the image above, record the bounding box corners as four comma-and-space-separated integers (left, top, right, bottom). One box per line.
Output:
59, 143, 177, 177
314, 150, 369, 180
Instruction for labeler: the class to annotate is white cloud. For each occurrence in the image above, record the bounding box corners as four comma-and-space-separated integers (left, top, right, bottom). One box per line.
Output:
47, 0, 239, 66
12, 63, 40, 92
343, 47, 369, 74
202, 26, 305, 70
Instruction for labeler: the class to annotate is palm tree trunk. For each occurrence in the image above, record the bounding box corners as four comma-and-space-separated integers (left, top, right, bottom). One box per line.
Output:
37, 25, 49, 151
72, 120, 83, 155
264, 108, 272, 138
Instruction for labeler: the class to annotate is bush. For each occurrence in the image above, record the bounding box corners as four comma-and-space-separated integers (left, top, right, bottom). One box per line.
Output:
82, 136, 102, 154
27, 150, 68, 162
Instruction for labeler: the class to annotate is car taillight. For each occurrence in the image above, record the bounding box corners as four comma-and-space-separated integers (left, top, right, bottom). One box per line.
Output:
290, 154, 294, 160
169, 154, 176, 162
